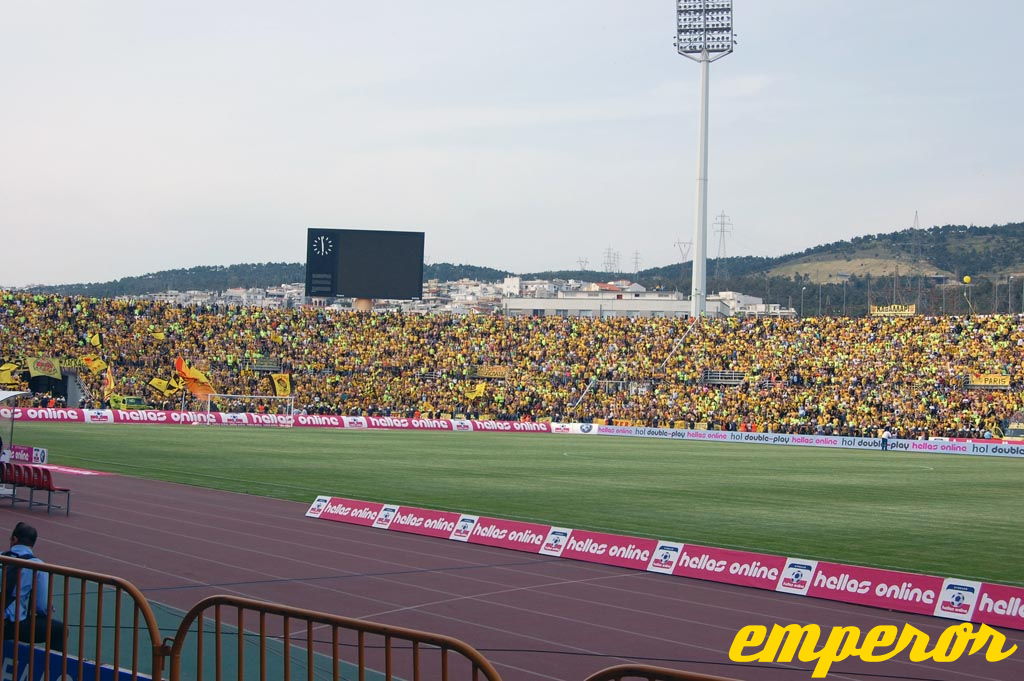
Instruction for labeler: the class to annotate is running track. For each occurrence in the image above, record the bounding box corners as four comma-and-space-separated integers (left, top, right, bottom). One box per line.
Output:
13, 470, 1024, 681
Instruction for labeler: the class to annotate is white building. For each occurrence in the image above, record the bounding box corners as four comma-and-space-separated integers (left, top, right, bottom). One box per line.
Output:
501, 277, 522, 297
502, 289, 795, 318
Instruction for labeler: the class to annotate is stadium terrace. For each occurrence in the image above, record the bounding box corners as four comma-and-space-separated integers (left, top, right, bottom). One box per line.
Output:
1, 291, 1021, 440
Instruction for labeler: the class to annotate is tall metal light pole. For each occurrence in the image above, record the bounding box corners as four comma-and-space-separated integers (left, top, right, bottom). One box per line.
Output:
676, 0, 735, 317
801, 286, 807, 318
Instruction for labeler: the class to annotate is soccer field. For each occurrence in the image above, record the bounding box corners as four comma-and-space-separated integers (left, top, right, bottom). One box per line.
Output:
15, 422, 1023, 585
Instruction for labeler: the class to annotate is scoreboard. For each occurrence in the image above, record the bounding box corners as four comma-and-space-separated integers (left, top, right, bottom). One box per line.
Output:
305, 228, 424, 300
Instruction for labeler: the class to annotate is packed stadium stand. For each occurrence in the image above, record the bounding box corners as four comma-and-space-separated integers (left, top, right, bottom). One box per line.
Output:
2, 291, 1021, 439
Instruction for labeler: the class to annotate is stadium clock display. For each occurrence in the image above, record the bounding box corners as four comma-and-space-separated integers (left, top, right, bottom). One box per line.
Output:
305, 229, 339, 296
304, 227, 424, 299
312, 234, 333, 256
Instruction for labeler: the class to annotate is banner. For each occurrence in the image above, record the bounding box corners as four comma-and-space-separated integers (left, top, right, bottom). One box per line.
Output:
467, 517, 550, 552
673, 544, 786, 590
3, 407, 85, 423
7, 444, 48, 464
380, 506, 463, 539
475, 366, 509, 379
805, 561, 944, 616
870, 304, 916, 316
558, 529, 658, 571
975, 582, 1024, 629
968, 373, 1011, 389
468, 420, 551, 433
270, 373, 292, 397
12, 407, 1024, 457
305, 496, 384, 526
305, 494, 1024, 632
26, 357, 61, 380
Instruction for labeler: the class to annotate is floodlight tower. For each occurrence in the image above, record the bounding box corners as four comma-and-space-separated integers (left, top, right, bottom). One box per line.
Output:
675, 0, 735, 316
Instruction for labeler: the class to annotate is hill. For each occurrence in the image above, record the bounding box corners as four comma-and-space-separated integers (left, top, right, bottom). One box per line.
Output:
15, 221, 1024, 316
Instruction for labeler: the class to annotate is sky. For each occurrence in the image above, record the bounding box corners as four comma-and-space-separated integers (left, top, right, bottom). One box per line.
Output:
1, 0, 1022, 287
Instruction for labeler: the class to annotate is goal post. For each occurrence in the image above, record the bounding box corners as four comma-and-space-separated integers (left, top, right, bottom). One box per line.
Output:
205, 393, 296, 426
0, 390, 30, 497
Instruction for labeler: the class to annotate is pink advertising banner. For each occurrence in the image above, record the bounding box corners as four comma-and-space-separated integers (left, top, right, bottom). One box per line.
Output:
558, 529, 659, 571
386, 507, 463, 539
974, 582, 1024, 629
304, 494, 1024, 631
805, 561, 944, 616
672, 544, 787, 591
468, 517, 552, 553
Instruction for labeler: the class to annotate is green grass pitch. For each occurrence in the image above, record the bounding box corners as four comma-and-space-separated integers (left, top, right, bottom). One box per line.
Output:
15, 422, 1023, 586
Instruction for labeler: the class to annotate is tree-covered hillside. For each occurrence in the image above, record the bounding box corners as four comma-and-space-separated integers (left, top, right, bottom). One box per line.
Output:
14, 221, 1023, 317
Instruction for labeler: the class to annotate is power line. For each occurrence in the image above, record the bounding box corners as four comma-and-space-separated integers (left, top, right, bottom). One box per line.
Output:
713, 211, 733, 281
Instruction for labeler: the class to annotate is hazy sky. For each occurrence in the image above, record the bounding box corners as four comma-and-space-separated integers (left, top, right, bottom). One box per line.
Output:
2, 1, 1021, 287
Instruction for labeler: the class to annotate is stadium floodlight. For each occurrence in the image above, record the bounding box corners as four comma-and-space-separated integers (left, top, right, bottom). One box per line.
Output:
675, 0, 735, 317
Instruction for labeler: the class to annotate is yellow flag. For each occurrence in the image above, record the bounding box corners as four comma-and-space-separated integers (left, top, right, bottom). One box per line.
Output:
465, 381, 487, 399
102, 365, 116, 400
88, 332, 103, 348
270, 373, 292, 397
149, 331, 166, 340
189, 366, 212, 385
26, 357, 62, 380
269, 332, 284, 344
0, 362, 20, 386
81, 355, 109, 375
147, 377, 171, 396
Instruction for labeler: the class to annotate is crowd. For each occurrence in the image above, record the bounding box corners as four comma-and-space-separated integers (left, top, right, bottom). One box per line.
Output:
1, 291, 1022, 439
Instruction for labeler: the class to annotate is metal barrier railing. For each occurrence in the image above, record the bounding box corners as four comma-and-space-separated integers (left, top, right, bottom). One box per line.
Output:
0, 557, 739, 681
166, 595, 503, 681
584, 665, 741, 681
0, 554, 167, 681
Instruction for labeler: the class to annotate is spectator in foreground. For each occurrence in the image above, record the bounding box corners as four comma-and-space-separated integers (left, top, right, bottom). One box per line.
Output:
2, 522, 65, 652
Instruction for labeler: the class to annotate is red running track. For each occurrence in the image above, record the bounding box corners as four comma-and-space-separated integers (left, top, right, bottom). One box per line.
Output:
11, 470, 1024, 681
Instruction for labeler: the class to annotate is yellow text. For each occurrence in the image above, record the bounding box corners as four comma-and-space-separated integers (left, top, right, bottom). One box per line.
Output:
729, 622, 1016, 678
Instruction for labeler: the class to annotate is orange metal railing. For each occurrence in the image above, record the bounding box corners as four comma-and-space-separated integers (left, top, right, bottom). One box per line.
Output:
0, 556, 742, 681
166, 595, 503, 681
0, 554, 167, 681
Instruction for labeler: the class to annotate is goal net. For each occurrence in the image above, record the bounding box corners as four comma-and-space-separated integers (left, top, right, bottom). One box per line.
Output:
204, 393, 296, 427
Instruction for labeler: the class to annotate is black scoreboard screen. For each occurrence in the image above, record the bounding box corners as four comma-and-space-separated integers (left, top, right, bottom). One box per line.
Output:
305, 228, 425, 299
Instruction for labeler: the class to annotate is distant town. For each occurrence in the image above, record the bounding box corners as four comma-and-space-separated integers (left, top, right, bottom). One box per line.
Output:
139, 277, 795, 318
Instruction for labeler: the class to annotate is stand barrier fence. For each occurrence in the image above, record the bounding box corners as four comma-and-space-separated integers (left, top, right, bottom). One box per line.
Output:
0, 554, 165, 681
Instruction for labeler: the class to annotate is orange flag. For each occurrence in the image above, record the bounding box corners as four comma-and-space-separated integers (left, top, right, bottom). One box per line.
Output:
174, 356, 216, 398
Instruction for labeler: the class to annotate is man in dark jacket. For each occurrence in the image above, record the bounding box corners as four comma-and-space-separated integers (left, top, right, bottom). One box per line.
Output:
3, 522, 65, 651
